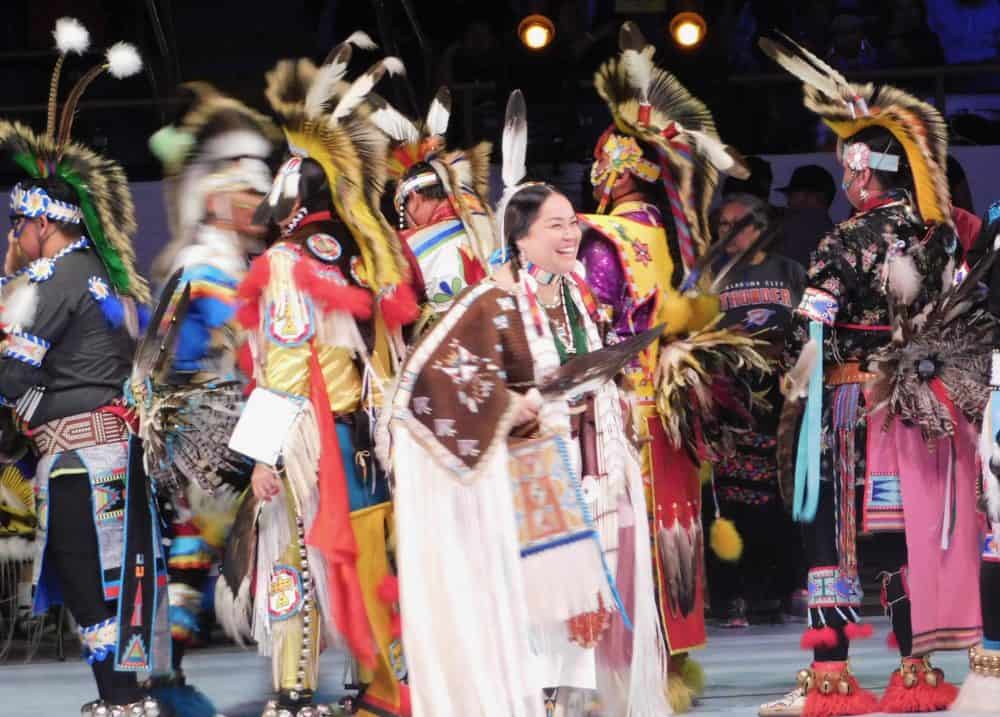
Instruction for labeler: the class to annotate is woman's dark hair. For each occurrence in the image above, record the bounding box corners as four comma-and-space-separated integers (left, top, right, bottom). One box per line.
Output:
19, 175, 85, 237
503, 183, 561, 277
845, 125, 913, 193
401, 162, 446, 201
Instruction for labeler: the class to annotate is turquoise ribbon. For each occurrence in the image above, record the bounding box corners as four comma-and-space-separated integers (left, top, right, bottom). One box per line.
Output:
793, 321, 824, 523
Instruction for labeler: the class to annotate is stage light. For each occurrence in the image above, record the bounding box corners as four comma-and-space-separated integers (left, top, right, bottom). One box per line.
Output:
670, 11, 706, 50
519, 14, 555, 51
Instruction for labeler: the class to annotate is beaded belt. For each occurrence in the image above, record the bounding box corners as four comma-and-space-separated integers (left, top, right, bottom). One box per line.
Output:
31, 408, 129, 456
825, 362, 875, 387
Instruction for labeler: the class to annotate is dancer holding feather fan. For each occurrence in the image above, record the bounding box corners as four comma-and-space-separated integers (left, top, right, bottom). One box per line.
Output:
0, 17, 168, 717
758, 31, 983, 717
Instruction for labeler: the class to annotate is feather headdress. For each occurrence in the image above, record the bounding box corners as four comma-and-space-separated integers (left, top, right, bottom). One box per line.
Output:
759, 32, 951, 226
593, 22, 749, 254
369, 87, 498, 265
258, 41, 417, 325
148, 82, 280, 285
0, 18, 148, 302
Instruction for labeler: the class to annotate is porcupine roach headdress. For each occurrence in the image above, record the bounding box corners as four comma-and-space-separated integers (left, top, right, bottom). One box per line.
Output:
368, 86, 499, 267
148, 82, 280, 285
593, 22, 748, 266
255, 34, 418, 326
0, 17, 149, 304
759, 31, 951, 226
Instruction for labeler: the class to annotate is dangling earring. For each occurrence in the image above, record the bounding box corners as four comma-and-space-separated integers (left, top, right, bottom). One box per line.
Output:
859, 187, 870, 202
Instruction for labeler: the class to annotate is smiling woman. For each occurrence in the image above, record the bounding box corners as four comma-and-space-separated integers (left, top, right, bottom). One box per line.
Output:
387, 91, 670, 717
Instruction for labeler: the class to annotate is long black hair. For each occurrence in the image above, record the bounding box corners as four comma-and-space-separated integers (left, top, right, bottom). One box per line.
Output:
502, 182, 562, 278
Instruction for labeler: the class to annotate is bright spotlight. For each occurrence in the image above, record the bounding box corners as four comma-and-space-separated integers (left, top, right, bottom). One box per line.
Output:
670, 11, 706, 50
519, 14, 555, 51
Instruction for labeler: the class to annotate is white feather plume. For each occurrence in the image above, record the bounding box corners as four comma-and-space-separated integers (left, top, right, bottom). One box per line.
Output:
685, 128, 747, 176
501, 90, 527, 189
305, 45, 354, 118
343, 30, 377, 50
425, 87, 451, 138
885, 252, 921, 307
54, 17, 90, 55
330, 57, 405, 122
105, 42, 142, 79
1, 282, 39, 330
622, 46, 654, 103
369, 102, 420, 143
979, 402, 1000, 524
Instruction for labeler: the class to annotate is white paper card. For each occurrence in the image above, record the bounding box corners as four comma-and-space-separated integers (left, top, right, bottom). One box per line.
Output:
228, 387, 306, 465
992, 350, 1000, 389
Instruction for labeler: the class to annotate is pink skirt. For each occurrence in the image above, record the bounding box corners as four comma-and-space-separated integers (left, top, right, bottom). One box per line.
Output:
868, 407, 982, 654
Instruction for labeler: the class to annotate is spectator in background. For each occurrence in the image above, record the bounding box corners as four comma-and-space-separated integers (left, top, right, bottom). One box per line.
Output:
948, 154, 982, 256
827, 13, 880, 71
774, 164, 836, 268
722, 155, 774, 201
926, 0, 1000, 65
883, 0, 945, 66
707, 193, 807, 628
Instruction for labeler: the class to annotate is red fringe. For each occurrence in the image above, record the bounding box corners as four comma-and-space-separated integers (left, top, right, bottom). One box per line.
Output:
293, 258, 373, 319
879, 667, 959, 713
389, 612, 402, 640
236, 342, 253, 378
376, 574, 400, 605
801, 626, 840, 651
887, 631, 899, 649
235, 254, 271, 329
803, 673, 879, 717
844, 622, 874, 642
305, 347, 377, 669
397, 683, 412, 717
379, 283, 420, 327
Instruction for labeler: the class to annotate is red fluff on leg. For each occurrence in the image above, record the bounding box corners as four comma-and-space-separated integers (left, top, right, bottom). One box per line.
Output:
887, 631, 899, 649
801, 626, 840, 650
802, 664, 879, 717
879, 660, 959, 713
844, 622, 874, 642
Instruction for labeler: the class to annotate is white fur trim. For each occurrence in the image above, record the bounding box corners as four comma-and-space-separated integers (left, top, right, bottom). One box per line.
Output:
953, 668, 1000, 713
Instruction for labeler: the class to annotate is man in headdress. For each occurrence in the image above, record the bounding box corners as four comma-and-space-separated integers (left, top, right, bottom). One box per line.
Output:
137, 82, 279, 715
216, 41, 416, 717
953, 201, 1000, 713
0, 17, 168, 717
758, 34, 984, 716
579, 22, 762, 712
368, 88, 497, 327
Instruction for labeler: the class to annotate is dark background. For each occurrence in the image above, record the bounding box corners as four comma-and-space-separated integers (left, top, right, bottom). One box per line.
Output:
1, 0, 999, 183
